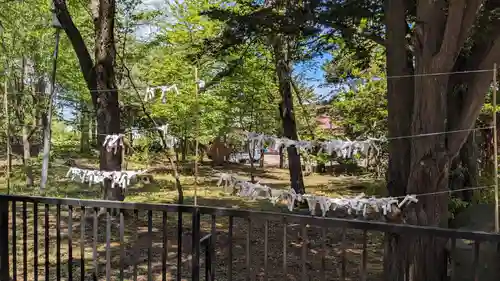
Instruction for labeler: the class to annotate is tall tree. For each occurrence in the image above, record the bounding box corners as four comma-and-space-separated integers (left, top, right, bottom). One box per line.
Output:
54, 0, 123, 200
383, 1, 500, 280
204, 0, 500, 279
317, 0, 500, 280
202, 0, 316, 193
1, 0, 54, 187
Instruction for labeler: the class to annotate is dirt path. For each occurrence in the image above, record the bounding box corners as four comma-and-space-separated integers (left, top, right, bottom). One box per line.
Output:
8, 205, 385, 281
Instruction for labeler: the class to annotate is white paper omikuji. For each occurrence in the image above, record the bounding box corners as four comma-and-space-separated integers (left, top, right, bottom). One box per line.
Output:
66, 167, 144, 190
216, 171, 418, 218
243, 131, 383, 159
102, 134, 124, 154
145, 84, 179, 103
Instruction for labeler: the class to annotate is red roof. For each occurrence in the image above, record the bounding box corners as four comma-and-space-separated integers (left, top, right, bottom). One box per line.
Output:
316, 115, 333, 129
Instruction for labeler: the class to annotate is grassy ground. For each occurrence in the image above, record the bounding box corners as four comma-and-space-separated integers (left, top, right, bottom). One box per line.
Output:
1, 151, 387, 281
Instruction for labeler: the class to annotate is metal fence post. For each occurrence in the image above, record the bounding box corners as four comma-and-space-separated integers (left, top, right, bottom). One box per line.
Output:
206, 235, 213, 281
191, 208, 201, 281
0, 201, 10, 280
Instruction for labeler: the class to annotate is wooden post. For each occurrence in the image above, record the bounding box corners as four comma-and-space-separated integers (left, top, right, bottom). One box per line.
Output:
194, 66, 199, 206
493, 63, 499, 233
3, 78, 11, 194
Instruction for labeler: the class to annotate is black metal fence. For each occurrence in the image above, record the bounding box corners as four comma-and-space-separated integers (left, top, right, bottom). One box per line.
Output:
0, 194, 500, 281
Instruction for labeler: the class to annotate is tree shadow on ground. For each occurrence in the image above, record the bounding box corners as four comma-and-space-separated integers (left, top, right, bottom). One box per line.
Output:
196, 163, 285, 181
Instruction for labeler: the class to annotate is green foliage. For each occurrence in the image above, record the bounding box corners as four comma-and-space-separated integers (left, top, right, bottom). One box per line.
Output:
327, 45, 387, 139
448, 197, 470, 220
121, 0, 283, 149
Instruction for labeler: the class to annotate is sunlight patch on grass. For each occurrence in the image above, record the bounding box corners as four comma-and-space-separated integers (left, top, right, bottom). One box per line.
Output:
0, 155, 385, 213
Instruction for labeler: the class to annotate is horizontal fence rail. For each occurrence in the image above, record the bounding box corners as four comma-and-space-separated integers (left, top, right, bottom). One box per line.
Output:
0, 194, 499, 281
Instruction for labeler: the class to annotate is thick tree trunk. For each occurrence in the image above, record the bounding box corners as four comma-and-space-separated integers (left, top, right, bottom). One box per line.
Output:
385, 3, 413, 197
55, 0, 122, 201
93, 0, 123, 201
382, 0, 500, 280
383, 1, 414, 280
406, 149, 449, 281
403, 42, 451, 281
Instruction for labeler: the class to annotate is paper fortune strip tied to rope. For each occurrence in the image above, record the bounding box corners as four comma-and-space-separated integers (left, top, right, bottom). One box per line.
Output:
216, 172, 418, 218
145, 84, 179, 103
244, 132, 382, 159
103, 134, 124, 154
66, 167, 144, 190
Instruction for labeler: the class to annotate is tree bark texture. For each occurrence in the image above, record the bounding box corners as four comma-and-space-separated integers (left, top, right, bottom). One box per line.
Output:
449, 133, 478, 202
55, 0, 123, 201
279, 145, 284, 169
384, 0, 500, 280
385, 0, 413, 198
80, 105, 90, 153
12, 57, 35, 187
448, 82, 479, 202
22, 125, 33, 187
458, 133, 478, 201
259, 148, 265, 168
272, 35, 305, 194
383, 1, 413, 279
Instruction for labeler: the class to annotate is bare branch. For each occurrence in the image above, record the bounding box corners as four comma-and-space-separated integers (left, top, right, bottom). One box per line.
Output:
122, 64, 184, 204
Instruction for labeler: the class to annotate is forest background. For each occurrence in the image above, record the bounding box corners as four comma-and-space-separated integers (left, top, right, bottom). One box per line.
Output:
2, 1, 500, 280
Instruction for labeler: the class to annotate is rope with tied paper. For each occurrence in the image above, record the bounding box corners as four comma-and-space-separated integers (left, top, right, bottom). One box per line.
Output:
144, 84, 180, 103
243, 132, 382, 160
215, 171, 418, 218
103, 134, 124, 154
66, 167, 144, 190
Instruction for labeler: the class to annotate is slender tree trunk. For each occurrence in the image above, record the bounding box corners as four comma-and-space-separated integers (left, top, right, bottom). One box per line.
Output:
14, 57, 34, 187
271, 36, 305, 194
32, 78, 43, 135
182, 132, 188, 162
90, 117, 97, 148
279, 145, 284, 168
22, 125, 33, 186
80, 104, 90, 153
3, 73, 11, 193
40, 30, 61, 190
481, 115, 498, 181
259, 148, 265, 168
